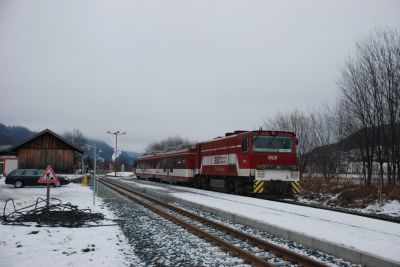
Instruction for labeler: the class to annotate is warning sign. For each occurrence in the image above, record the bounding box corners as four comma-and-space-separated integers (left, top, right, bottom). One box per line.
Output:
38, 165, 60, 184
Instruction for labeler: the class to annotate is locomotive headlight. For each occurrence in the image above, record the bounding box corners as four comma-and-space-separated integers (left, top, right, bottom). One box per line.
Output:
291, 171, 300, 178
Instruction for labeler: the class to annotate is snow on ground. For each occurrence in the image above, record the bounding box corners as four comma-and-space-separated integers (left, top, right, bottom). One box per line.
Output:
126, 180, 400, 263
0, 182, 135, 267
359, 200, 400, 217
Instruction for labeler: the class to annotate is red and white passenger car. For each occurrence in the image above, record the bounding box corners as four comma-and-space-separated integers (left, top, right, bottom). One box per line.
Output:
135, 130, 301, 195
136, 147, 197, 183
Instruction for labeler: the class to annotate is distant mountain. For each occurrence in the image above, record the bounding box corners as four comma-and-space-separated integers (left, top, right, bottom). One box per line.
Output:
0, 123, 141, 164
85, 139, 141, 164
86, 139, 114, 161
126, 151, 142, 160
0, 123, 35, 146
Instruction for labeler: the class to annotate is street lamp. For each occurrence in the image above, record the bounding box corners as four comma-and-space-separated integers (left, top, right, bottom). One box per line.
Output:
107, 131, 126, 177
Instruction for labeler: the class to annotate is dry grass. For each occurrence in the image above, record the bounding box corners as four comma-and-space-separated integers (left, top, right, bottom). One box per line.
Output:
300, 176, 400, 208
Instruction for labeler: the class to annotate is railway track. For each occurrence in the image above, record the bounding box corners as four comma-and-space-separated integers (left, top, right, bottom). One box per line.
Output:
99, 178, 329, 267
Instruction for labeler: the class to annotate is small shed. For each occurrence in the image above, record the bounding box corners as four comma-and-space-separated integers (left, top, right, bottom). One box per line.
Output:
7, 129, 84, 173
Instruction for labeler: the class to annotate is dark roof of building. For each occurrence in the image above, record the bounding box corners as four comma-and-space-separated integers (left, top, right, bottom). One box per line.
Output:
0, 145, 11, 151
7, 129, 84, 154
0, 145, 14, 156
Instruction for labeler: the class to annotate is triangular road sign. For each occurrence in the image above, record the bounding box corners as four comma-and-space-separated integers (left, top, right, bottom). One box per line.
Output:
38, 165, 60, 184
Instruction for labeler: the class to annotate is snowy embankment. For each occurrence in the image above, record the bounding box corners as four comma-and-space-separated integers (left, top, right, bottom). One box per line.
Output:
0, 182, 134, 267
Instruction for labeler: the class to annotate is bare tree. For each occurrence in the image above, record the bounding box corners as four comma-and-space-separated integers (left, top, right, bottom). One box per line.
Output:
63, 129, 87, 149
333, 100, 359, 179
263, 110, 314, 177
338, 28, 400, 185
309, 104, 339, 181
145, 136, 194, 154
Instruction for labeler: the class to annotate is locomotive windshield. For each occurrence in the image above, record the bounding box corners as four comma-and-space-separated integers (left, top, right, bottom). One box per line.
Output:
252, 136, 292, 153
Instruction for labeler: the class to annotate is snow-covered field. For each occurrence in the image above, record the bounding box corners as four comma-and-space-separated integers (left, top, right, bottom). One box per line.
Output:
0, 182, 135, 267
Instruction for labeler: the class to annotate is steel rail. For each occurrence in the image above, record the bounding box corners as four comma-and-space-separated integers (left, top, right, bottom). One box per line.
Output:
100, 178, 329, 267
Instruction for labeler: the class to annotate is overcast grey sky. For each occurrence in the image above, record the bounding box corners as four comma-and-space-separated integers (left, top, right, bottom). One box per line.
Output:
1, 0, 399, 152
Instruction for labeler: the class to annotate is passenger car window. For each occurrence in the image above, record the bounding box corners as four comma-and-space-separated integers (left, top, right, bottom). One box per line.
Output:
156, 160, 163, 169
174, 158, 185, 169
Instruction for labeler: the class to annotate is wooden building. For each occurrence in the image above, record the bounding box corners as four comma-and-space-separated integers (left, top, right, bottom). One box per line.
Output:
8, 129, 84, 173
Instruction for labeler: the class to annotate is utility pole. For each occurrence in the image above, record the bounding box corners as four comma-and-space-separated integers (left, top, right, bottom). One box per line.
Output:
93, 144, 97, 205
82, 144, 97, 205
87, 144, 97, 205
107, 131, 126, 177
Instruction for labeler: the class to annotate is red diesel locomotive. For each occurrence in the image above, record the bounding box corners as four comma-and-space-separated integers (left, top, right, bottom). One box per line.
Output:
135, 130, 301, 195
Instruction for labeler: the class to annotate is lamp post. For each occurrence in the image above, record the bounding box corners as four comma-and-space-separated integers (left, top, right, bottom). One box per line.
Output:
107, 131, 126, 177
84, 144, 97, 206
98, 150, 103, 175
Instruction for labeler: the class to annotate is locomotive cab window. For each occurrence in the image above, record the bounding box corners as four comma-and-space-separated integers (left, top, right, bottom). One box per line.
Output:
241, 136, 248, 152
252, 136, 292, 153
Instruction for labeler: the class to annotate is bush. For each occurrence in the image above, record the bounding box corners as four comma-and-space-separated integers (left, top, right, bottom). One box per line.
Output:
299, 176, 400, 208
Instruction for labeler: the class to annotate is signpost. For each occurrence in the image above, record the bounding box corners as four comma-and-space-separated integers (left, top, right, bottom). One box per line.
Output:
38, 165, 59, 207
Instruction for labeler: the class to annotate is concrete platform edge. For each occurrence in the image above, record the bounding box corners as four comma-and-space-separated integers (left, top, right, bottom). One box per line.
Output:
135, 186, 399, 267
